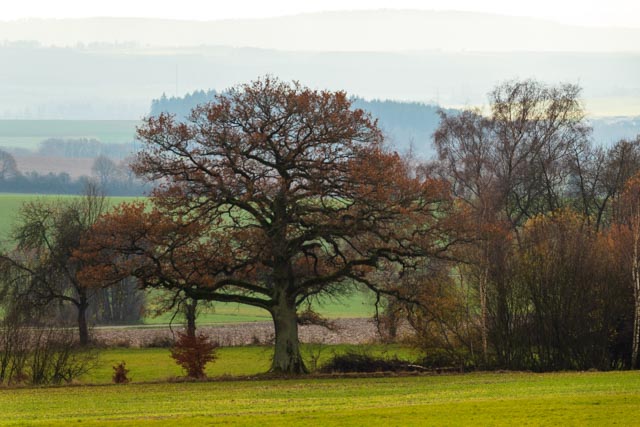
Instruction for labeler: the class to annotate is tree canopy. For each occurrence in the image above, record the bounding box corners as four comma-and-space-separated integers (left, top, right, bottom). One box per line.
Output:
80, 77, 466, 373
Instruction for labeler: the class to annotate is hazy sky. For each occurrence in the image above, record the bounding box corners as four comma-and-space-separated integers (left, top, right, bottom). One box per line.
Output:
3, 0, 640, 28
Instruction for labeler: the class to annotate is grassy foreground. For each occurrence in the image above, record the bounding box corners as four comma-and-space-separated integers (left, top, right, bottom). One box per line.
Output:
2, 371, 639, 426
85, 345, 419, 384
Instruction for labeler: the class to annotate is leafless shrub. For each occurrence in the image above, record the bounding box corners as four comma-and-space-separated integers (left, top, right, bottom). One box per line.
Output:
0, 304, 98, 385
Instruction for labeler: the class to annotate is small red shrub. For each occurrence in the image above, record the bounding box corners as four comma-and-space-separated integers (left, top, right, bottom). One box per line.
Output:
112, 361, 130, 384
170, 333, 218, 379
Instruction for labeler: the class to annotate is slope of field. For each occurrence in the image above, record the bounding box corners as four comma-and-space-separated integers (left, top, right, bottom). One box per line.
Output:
0, 193, 33, 243
14, 155, 95, 177
0, 194, 137, 245
3, 370, 639, 426
0, 120, 139, 150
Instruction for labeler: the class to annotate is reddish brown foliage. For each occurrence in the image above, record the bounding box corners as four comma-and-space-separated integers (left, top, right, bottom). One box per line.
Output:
112, 361, 130, 384
77, 77, 467, 373
170, 333, 218, 379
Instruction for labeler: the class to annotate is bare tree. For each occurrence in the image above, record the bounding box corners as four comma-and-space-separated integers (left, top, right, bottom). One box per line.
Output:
614, 172, 640, 369
434, 108, 498, 365
489, 80, 590, 229
91, 155, 119, 188
570, 137, 640, 230
0, 149, 19, 180
433, 79, 591, 366
0, 184, 107, 345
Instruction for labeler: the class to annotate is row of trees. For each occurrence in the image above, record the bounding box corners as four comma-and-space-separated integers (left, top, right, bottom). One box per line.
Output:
2, 77, 640, 375
77, 78, 640, 372
0, 150, 147, 195
37, 138, 132, 159
394, 80, 640, 370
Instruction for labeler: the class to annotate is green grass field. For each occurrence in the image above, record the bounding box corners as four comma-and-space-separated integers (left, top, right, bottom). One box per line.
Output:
86, 344, 418, 383
0, 193, 36, 242
145, 289, 375, 324
0, 194, 136, 246
2, 368, 639, 426
0, 120, 139, 149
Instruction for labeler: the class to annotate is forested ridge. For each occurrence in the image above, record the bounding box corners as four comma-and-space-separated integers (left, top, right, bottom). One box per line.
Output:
151, 90, 640, 156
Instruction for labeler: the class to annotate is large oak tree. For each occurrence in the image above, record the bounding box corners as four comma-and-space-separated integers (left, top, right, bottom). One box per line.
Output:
80, 78, 463, 373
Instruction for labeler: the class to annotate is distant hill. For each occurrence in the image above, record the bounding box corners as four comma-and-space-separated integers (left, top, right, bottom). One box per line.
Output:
2, 11, 639, 52
590, 116, 640, 145
150, 90, 218, 120
1, 11, 638, 121
2, 42, 638, 120
351, 99, 452, 155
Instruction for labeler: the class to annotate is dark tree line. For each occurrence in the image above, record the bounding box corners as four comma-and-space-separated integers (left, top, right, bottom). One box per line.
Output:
37, 138, 133, 159
150, 90, 218, 119
0, 170, 148, 196
0, 150, 148, 196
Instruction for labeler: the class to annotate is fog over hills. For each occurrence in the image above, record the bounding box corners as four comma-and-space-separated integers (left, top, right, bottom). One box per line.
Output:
2, 11, 639, 52
2, 44, 638, 120
0, 11, 638, 123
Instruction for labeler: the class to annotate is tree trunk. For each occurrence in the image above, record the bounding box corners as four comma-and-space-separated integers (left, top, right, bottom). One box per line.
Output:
185, 298, 197, 339
479, 265, 489, 366
77, 300, 90, 346
632, 211, 640, 369
270, 295, 307, 374
633, 287, 640, 369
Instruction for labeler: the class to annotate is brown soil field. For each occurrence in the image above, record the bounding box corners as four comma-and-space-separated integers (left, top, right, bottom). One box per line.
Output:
16, 155, 95, 178
93, 318, 405, 348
